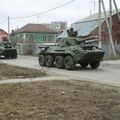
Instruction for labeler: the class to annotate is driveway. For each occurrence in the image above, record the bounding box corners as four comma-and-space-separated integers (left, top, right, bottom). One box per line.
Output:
0, 55, 120, 87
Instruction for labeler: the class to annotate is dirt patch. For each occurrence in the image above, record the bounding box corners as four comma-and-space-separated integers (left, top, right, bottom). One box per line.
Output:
0, 80, 120, 120
0, 63, 46, 80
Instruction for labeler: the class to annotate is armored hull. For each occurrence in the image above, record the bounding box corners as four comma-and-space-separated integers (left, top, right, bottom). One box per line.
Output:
0, 40, 17, 59
38, 36, 104, 70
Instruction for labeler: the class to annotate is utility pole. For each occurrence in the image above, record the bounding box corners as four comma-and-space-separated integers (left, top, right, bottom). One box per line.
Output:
90, 9, 92, 16
98, 0, 102, 49
101, 0, 116, 56
93, 0, 95, 14
8, 16, 10, 35
113, 0, 120, 22
90, 0, 96, 14
37, 16, 39, 23
109, 0, 112, 56
109, 0, 112, 35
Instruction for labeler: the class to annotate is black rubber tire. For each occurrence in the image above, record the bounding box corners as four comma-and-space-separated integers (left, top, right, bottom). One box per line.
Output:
38, 54, 45, 66
90, 61, 100, 69
80, 62, 88, 68
64, 55, 75, 70
5, 55, 9, 59
45, 55, 54, 67
12, 53, 17, 59
55, 55, 64, 69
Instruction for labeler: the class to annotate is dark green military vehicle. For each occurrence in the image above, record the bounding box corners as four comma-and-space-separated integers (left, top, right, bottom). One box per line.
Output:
38, 29, 104, 70
0, 37, 17, 59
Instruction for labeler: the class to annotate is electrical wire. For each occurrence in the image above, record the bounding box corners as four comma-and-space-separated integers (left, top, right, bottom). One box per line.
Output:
11, 0, 76, 19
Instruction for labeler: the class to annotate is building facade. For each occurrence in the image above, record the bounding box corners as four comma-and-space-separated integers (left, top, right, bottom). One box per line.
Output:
43, 21, 67, 33
58, 11, 120, 57
10, 24, 58, 54
50, 21, 67, 32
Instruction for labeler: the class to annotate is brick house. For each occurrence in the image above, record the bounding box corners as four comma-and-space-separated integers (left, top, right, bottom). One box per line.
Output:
58, 11, 120, 57
0, 29, 8, 41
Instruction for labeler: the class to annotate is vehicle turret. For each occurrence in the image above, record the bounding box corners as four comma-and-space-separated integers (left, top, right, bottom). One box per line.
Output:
38, 28, 104, 70
0, 37, 17, 59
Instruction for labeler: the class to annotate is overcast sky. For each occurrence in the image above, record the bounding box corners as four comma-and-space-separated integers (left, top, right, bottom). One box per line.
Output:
0, 0, 120, 32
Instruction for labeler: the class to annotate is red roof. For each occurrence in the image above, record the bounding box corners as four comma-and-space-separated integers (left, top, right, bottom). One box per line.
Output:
0, 29, 8, 40
14, 23, 58, 34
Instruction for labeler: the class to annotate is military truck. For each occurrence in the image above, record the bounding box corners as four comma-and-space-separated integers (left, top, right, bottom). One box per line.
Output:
38, 28, 104, 70
0, 37, 17, 59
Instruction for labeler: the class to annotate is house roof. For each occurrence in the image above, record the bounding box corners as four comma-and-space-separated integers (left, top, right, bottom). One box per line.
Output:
58, 10, 120, 38
14, 23, 58, 34
58, 20, 102, 38
0, 29, 8, 40
75, 9, 119, 23
0, 29, 8, 34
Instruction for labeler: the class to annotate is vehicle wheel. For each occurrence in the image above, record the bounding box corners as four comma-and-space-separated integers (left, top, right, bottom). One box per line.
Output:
5, 55, 9, 59
12, 53, 17, 59
90, 61, 100, 69
64, 55, 75, 70
55, 55, 64, 69
80, 62, 88, 68
38, 54, 45, 66
45, 55, 54, 67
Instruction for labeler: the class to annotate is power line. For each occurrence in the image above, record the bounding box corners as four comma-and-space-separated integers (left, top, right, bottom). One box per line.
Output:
11, 0, 76, 19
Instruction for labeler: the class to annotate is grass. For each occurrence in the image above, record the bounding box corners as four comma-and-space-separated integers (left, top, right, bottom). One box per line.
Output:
0, 63, 46, 80
0, 62, 120, 119
0, 80, 120, 120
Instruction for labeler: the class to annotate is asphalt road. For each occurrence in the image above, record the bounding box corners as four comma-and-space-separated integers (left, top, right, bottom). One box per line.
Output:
0, 55, 120, 87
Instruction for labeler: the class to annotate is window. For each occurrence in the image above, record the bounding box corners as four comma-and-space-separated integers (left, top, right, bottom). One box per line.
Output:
47, 35, 54, 43
43, 35, 46, 42
36, 36, 43, 43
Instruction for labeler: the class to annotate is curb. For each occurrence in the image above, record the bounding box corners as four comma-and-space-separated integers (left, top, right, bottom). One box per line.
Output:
101, 61, 120, 69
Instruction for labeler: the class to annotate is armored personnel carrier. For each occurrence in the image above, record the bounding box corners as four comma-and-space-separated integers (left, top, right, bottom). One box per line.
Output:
0, 37, 17, 59
38, 28, 104, 70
